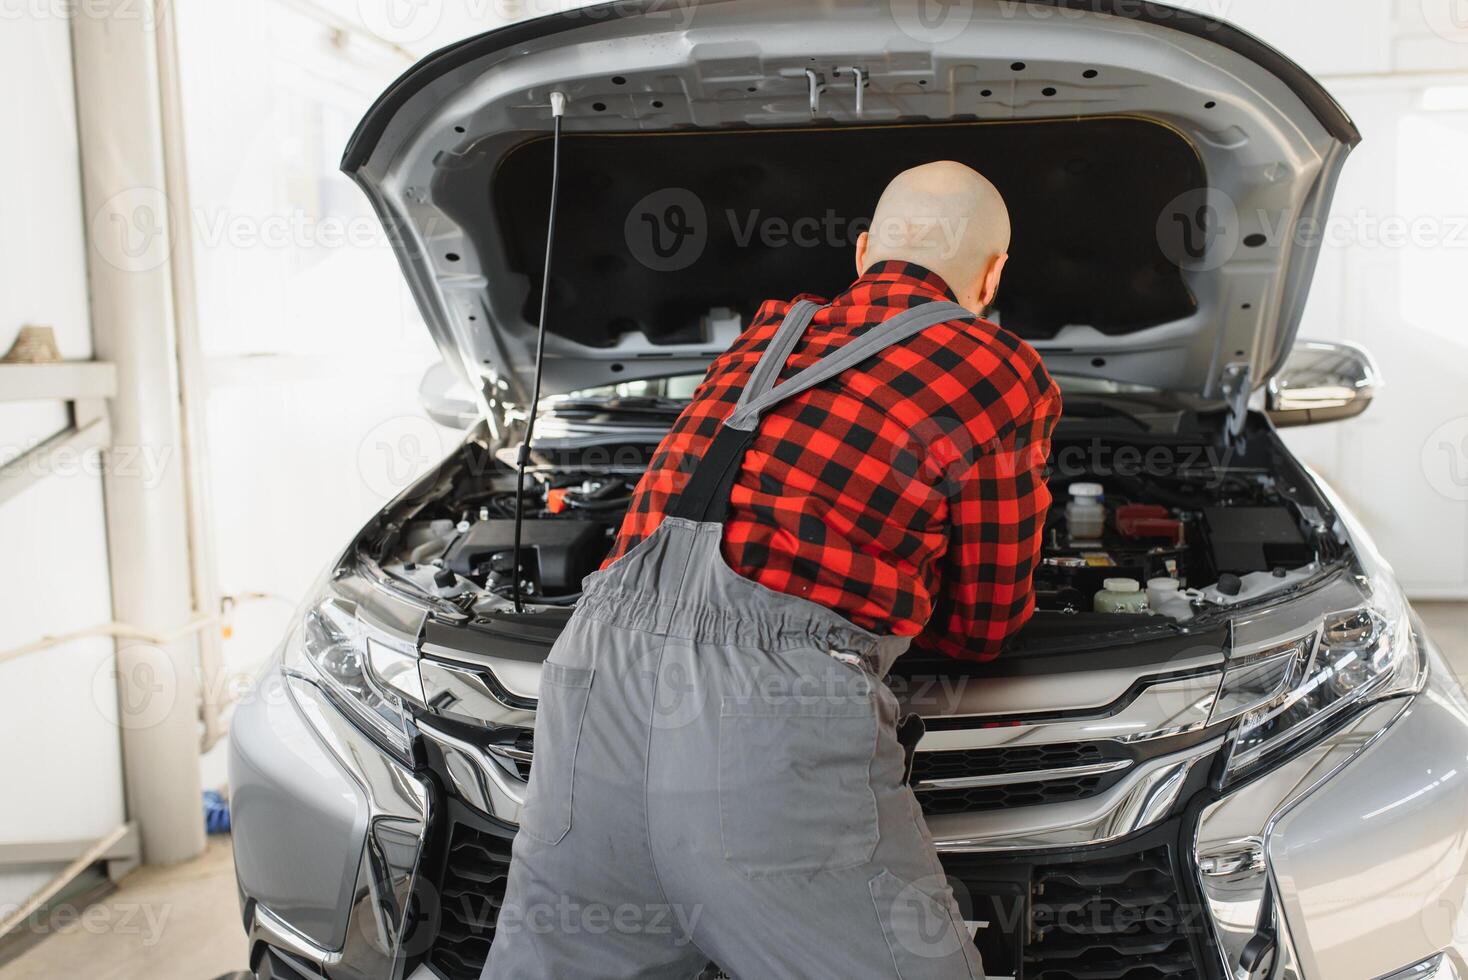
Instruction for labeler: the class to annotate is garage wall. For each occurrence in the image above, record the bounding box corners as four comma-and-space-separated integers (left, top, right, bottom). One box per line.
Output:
0, 15, 125, 906
169, 1, 452, 712
1172, 0, 1468, 597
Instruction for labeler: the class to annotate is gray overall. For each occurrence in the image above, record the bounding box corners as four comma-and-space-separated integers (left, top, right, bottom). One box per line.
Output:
483, 300, 985, 980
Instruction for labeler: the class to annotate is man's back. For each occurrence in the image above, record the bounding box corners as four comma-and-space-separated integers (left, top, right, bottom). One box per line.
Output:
607, 259, 1062, 660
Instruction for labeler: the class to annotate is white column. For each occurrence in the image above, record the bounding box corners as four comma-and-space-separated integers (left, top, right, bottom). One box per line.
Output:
70, 0, 206, 866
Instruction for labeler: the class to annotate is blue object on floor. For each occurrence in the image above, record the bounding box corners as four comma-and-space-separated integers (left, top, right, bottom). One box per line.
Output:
204, 789, 231, 834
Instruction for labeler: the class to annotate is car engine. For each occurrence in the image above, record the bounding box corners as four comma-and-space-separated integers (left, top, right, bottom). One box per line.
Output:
382, 422, 1335, 626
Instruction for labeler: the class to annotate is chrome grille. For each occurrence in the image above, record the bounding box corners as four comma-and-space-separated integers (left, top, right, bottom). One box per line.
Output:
914, 741, 1111, 779
920, 772, 1111, 815
417, 650, 1228, 853
910, 741, 1135, 815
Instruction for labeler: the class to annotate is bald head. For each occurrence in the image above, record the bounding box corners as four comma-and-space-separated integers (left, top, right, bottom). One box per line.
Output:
856, 161, 1011, 315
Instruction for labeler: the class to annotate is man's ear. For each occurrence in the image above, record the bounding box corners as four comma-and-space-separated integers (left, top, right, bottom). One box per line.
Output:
979, 252, 1009, 307
854, 231, 870, 276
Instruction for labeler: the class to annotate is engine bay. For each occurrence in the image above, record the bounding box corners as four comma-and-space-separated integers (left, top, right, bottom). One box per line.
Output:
1035, 466, 1322, 619
381, 421, 1338, 627
389, 471, 636, 605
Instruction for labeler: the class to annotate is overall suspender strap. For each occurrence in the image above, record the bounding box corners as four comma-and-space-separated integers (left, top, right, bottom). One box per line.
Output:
725, 300, 972, 431
667, 300, 973, 524
733, 300, 822, 416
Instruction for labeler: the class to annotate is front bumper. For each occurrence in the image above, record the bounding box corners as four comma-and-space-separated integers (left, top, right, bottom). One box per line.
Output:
231, 627, 1468, 980
230, 669, 433, 979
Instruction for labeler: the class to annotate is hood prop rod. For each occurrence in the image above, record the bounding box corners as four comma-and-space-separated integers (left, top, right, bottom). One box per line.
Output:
511, 90, 566, 614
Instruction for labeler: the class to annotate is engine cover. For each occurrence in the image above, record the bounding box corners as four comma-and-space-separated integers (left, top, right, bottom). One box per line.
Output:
443, 519, 607, 594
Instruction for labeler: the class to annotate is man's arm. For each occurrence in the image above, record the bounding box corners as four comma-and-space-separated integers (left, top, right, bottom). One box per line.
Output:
915, 387, 1062, 661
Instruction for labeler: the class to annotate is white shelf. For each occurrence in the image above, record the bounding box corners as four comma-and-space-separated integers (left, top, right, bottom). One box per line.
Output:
0, 361, 116, 505
0, 361, 117, 402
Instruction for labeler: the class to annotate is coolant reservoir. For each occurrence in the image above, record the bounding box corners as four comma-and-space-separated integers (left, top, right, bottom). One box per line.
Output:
1147, 576, 1181, 607
1066, 482, 1106, 540
1094, 577, 1150, 614
1147, 577, 1193, 621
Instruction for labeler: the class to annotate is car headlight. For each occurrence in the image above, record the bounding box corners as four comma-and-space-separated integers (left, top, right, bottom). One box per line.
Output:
280, 566, 426, 763
1213, 552, 1424, 783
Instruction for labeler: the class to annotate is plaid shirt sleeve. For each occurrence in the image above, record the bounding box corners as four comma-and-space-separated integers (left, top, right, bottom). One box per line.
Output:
915, 382, 1063, 661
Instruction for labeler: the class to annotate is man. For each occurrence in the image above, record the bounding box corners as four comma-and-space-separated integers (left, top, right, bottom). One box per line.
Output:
485, 161, 1061, 980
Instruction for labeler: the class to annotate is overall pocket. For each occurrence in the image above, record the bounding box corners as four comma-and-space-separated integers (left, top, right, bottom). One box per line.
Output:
718, 692, 879, 877
519, 662, 594, 846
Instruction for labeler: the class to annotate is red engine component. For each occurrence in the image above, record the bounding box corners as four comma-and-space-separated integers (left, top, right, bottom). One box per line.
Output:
1115, 504, 1184, 545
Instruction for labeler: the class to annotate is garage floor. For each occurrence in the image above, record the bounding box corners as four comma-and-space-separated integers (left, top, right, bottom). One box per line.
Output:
1, 603, 1464, 980
0, 836, 244, 980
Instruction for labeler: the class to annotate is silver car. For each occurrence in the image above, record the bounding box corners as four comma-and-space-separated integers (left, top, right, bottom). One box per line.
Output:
229, 2, 1468, 979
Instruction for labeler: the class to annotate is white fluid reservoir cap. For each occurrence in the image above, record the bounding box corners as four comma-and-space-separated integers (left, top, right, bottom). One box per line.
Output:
1103, 577, 1141, 593
1070, 482, 1104, 499
1148, 577, 1181, 593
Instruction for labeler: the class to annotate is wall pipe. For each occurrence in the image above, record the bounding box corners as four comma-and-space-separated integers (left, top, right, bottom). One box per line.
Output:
70, 0, 206, 866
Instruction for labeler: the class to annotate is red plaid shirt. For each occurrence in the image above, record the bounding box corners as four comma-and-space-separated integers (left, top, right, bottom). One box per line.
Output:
605, 261, 1062, 660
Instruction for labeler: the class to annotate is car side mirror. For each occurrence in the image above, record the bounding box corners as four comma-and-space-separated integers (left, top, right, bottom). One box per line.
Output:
1265, 340, 1381, 428
418, 361, 481, 429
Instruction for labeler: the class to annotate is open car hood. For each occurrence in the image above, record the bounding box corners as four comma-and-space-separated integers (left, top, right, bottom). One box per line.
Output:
343, 0, 1358, 414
